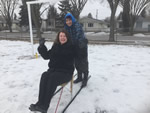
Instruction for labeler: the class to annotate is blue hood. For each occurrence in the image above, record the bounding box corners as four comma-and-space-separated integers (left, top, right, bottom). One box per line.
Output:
64, 13, 76, 26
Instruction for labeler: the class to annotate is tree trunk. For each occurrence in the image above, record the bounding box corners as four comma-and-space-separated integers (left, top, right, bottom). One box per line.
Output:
31, 5, 42, 38
122, 0, 130, 32
129, 16, 136, 35
130, 24, 134, 35
130, 20, 136, 36
36, 27, 42, 38
109, 12, 115, 42
7, 20, 12, 32
8, 25, 12, 32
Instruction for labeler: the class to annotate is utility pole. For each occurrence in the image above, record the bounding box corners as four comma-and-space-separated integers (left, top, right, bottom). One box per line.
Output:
96, 9, 98, 19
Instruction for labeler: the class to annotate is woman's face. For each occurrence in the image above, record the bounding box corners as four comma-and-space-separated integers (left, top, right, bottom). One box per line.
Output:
59, 32, 68, 45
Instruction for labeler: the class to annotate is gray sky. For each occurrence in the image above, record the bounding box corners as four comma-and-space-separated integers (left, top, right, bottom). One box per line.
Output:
80, 0, 122, 19
22, 0, 122, 20
55, 0, 122, 20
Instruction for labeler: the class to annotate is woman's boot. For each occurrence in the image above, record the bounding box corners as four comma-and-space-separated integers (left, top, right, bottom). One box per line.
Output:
74, 72, 82, 83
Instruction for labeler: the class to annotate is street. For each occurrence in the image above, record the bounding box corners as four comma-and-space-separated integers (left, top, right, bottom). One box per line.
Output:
0, 31, 150, 45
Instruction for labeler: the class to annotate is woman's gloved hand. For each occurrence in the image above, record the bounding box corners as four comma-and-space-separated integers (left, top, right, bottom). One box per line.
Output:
39, 38, 45, 46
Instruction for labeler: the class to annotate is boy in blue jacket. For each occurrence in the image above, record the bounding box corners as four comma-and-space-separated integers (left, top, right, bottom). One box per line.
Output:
64, 13, 89, 87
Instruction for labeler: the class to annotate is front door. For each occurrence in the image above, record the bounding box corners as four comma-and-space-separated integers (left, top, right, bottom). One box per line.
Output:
148, 25, 150, 32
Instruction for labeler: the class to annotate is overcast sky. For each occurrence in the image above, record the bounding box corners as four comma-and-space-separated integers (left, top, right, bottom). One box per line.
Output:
55, 0, 122, 20
81, 1, 122, 19
23, 0, 122, 20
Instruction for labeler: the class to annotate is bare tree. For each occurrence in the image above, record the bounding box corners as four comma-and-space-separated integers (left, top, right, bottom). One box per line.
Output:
47, 5, 57, 19
58, 0, 87, 21
0, 0, 19, 32
107, 0, 120, 41
147, 4, 150, 15
47, 4, 58, 30
120, 0, 130, 32
120, 0, 150, 35
31, 3, 42, 38
58, 0, 71, 23
31, 2, 50, 38
95, 0, 120, 41
70, 0, 88, 20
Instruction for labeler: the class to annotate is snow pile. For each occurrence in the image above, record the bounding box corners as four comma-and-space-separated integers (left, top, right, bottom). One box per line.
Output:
92, 32, 109, 36
85, 32, 95, 35
85, 32, 109, 36
0, 40, 150, 113
1, 30, 20, 32
134, 33, 146, 37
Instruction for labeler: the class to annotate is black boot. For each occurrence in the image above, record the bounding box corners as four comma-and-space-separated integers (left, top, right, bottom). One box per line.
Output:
82, 72, 88, 87
74, 73, 82, 83
29, 104, 47, 113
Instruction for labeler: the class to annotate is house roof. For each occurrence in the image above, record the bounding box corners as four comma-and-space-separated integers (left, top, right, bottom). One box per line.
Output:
79, 17, 109, 25
136, 16, 150, 23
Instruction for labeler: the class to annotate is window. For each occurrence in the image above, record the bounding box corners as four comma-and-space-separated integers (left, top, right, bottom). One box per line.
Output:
136, 21, 142, 28
148, 25, 150, 31
88, 23, 93, 27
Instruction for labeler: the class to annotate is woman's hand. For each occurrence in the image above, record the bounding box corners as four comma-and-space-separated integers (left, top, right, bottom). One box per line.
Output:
39, 38, 46, 46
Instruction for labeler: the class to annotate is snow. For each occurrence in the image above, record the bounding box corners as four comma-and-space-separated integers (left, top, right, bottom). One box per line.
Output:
1, 30, 20, 33
85, 32, 109, 36
134, 33, 147, 37
1, 40, 150, 113
85, 32, 95, 35
134, 33, 150, 37
91, 32, 109, 36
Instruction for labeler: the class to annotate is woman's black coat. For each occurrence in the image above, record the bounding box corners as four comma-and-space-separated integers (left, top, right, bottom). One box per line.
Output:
38, 42, 75, 74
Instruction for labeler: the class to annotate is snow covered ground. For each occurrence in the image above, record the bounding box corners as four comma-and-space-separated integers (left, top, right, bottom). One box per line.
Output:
134, 33, 150, 37
1, 40, 150, 113
85, 32, 109, 36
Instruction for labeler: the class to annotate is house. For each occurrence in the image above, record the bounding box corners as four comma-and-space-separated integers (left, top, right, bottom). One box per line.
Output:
41, 18, 64, 31
41, 16, 110, 32
134, 16, 150, 32
12, 20, 20, 31
79, 17, 109, 32
0, 15, 20, 31
0, 16, 6, 31
116, 12, 150, 32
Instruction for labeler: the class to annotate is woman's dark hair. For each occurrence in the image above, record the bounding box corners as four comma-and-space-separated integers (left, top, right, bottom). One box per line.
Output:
53, 29, 70, 45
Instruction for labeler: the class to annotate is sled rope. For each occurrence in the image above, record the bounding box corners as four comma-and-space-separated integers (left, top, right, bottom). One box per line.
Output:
54, 87, 64, 113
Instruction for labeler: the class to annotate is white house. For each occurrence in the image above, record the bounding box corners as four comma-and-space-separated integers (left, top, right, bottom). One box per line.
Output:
79, 17, 109, 32
116, 12, 150, 32
0, 16, 6, 30
134, 16, 150, 32
41, 18, 63, 31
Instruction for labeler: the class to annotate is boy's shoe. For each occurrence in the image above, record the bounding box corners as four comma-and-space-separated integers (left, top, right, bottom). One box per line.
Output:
81, 79, 88, 87
74, 77, 83, 83
81, 72, 88, 87
29, 104, 47, 113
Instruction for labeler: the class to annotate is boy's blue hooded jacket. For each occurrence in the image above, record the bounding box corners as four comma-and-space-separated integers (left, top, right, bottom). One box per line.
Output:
64, 13, 86, 46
